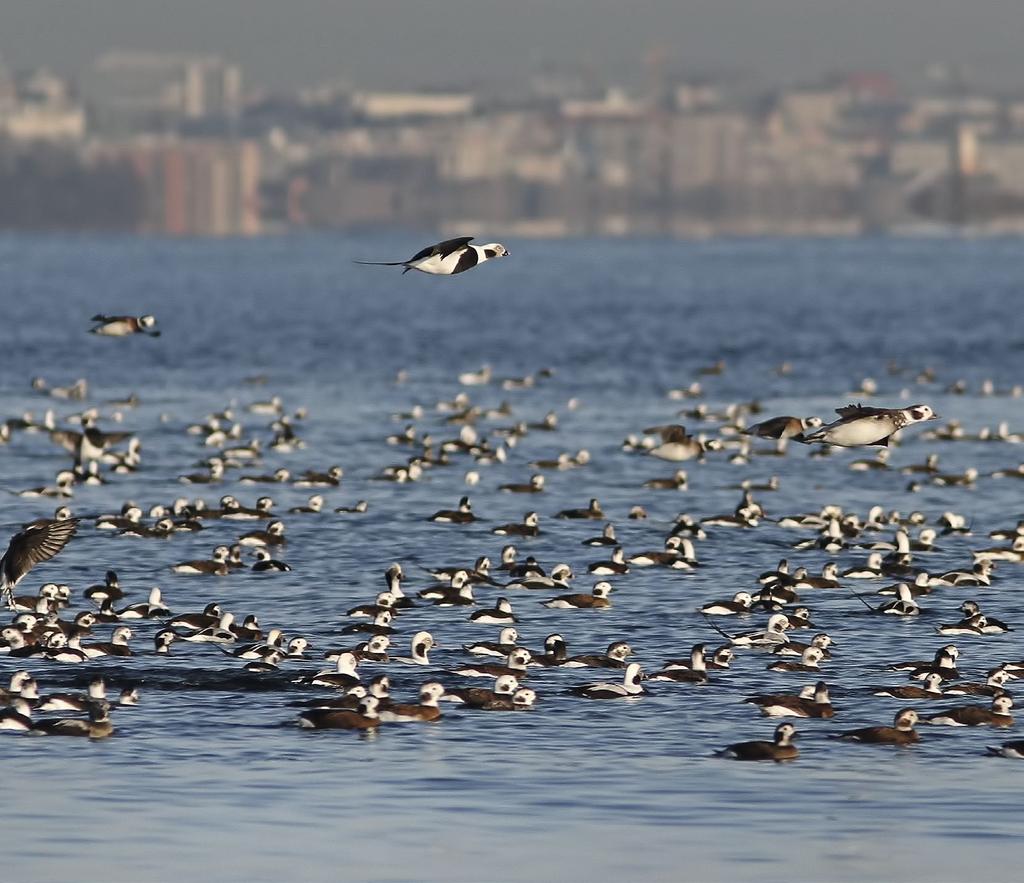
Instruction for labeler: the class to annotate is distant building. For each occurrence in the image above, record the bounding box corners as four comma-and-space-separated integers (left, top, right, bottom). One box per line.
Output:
0, 67, 85, 142
86, 51, 242, 134
674, 82, 721, 112
904, 95, 1001, 137
561, 88, 647, 121
777, 88, 844, 142
0, 137, 143, 231
351, 92, 473, 121
89, 138, 261, 235
0, 102, 86, 142
665, 112, 749, 192
295, 151, 439, 229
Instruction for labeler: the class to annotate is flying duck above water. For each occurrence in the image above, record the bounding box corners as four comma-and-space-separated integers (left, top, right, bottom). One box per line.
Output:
89, 314, 160, 337
799, 404, 938, 447
354, 236, 508, 276
51, 417, 134, 467
1, 517, 79, 608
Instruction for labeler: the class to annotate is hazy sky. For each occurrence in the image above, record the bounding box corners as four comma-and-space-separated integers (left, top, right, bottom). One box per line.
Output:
2, 0, 1024, 92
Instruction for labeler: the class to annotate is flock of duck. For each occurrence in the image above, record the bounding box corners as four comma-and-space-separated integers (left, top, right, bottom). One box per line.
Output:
3, 313, 1024, 761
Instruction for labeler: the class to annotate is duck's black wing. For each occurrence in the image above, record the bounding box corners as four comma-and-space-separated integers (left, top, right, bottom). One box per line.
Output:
412, 236, 474, 262
1, 518, 80, 594
835, 404, 895, 420
643, 424, 689, 442
743, 416, 797, 438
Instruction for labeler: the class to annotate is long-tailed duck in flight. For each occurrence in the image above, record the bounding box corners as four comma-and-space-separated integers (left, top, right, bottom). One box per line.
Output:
354, 237, 509, 276
89, 314, 160, 337
1, 517, 79, 608
798, 404, 938, 447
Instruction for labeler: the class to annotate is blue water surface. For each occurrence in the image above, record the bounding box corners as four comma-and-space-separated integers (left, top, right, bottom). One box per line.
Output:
0, 234, 1023, 882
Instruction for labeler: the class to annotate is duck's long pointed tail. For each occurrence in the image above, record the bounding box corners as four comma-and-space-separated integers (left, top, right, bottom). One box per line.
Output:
700, 612, 735, 642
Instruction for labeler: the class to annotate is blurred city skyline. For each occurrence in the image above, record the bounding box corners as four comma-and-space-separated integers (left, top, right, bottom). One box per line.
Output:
2, 0, 1024, 92
3, 2, 1024, 238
